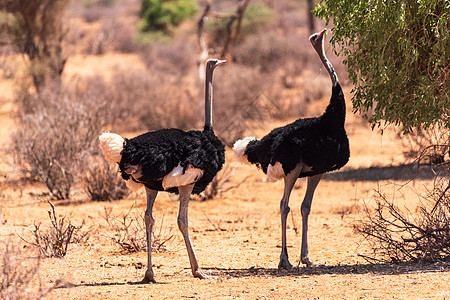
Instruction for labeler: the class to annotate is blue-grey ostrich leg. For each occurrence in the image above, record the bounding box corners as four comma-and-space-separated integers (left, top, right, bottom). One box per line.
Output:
178, 184, 209, 279
143, 188, 158, 283
279, 163, 303, 269
300, 174, 322, 266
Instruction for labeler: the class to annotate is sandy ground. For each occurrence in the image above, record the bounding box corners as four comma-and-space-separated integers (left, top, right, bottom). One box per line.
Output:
0, 70, 449, 299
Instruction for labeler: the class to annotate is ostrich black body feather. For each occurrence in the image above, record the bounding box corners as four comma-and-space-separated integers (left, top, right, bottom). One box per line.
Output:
118, 125, 225, 194
245, 83, 349, 178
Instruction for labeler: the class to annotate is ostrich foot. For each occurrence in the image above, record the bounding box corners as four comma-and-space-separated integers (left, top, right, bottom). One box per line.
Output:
193, 269, 214, 279
278, 257, 293, 270
300, 257, 316, 267
141, 271, 156, 284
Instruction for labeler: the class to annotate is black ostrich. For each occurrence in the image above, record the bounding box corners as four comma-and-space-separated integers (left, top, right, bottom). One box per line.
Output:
233, 29, 350, 269
99, 58, 226, 283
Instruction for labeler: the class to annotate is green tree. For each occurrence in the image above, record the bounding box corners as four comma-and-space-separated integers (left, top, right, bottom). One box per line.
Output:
314, 0, 449, 132
138, 0, 198, 33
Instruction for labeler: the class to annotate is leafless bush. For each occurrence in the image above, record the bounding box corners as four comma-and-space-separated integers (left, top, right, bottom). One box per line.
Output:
103, 203, 176, 254
0, 242, 56, 300
138, 39, 197, 77
80, 5, 106, 23
356, 178, 450, 264
71, 0, 122, 22
11, 85, 111, 199
400, 126, 450, 165
232, 32, 313, 74
273, 0, 309, 32
111, 22, 139, 53
108, 67, 200, 132
194, 161, 249, 201
81, 155, 129, 202
213, 64, 272, 145
86, 24, 116, 55
21, 201, 87, 258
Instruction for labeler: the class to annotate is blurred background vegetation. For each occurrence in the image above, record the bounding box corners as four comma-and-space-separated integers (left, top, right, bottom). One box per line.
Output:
0, 0, 332, 200
0, 0, 448, 203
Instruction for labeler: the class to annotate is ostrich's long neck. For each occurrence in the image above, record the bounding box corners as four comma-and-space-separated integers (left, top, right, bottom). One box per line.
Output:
205, 67, 214, 129
317, 41, 345, 127
317, 43, 338, 87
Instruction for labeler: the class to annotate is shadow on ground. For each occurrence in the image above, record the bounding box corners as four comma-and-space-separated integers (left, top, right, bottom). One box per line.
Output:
206, 261, 450, 278
55, 261, 450, 289
323, 163, 448, 182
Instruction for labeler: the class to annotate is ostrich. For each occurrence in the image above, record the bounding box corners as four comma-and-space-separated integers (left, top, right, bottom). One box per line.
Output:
233, 29, 349, 268
99, 58, 226, 283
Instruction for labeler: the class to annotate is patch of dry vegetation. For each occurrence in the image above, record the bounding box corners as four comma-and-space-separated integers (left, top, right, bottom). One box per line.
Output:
20, 201, 88, 258
102, 203, 177, 254
11, 86, 112, 199
356, 175, 450, 264
82, 156, 129, 202
0, 242, 56, 300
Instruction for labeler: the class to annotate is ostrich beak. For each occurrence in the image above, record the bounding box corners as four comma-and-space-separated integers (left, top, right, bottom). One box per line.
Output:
216, 59, 227, 66
317, 29, 327, 40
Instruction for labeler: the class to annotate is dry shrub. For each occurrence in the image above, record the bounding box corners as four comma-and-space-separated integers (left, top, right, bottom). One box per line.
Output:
111, 22, 139, 53
356, 177, 450, 264
84, 21, 116, 55
11, 86, 110, 199
81, 155, 129, 202
232, 32, 313, 74
400, 126, 450, 165
80, 5, 106, 23
21, 201, 87, 258
138, 38, 197, 77
83, 19, 137, 55
212, 61, 315, 145
0, 242, 56, 300
273, 0, 309, 32
213, 64, 271, 145
73, 0, 126, 23
108, 67, 200, 132
103, 203, 176, 254
67, 0, 140, 54
194, 160, 249, 201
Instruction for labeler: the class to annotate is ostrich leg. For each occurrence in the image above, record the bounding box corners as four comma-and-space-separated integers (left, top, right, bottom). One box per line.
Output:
177, 184, 209, 279
278, 164, 303, 269
300, 174, 322, 266
143, 188, 158, 283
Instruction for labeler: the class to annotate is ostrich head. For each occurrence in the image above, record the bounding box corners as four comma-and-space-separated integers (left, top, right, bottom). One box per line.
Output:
206, 58, 226, 71
309, 29, 327, 53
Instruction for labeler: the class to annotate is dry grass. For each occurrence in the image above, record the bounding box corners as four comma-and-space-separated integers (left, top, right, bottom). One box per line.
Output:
102, 203, 177, 254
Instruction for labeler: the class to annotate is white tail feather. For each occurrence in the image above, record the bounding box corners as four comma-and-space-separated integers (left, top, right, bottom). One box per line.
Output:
162, 164, 203, 190
99, 132, 124, 164
232, 136, 256, 164
267, 162, 284, 182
